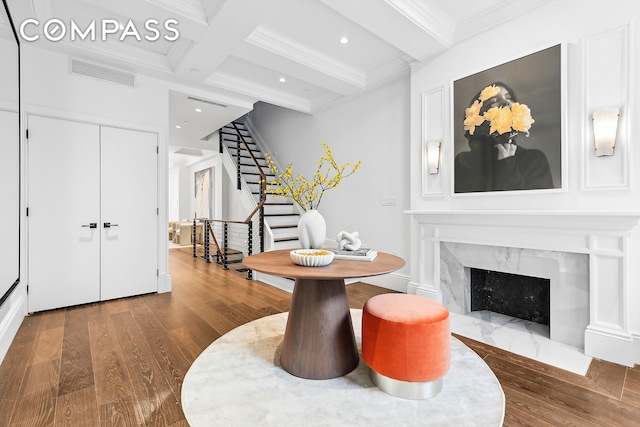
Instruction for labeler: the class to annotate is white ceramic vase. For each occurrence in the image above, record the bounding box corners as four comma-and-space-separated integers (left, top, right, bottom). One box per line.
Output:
298, 209, 326, 249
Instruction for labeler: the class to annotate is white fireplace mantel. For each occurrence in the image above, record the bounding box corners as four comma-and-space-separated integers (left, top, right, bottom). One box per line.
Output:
404, 210, 640, 367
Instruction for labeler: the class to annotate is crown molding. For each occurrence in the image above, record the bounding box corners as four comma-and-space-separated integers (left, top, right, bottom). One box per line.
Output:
146, 0, 208, 26
454, 0, 553, 43
384, 0, 455, 47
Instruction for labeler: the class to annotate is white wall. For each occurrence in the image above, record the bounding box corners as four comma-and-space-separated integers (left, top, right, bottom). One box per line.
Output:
410, 0, 639, 211
409, 0, 640, 362
247, 77, 411, 289
168, 166, 180, 221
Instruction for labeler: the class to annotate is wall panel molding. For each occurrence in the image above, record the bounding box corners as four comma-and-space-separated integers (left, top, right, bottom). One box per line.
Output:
421, 86, 445, 196
582, 24, 631, 190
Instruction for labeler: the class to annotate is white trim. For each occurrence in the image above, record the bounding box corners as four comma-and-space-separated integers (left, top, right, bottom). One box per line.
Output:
0, 284, 27, 364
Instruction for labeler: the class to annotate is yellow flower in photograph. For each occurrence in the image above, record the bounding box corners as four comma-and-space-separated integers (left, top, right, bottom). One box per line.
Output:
463, 100, 485, 135
478, 84, 501, 102
511, 102, 535, 133
484, 106, 513, 135
264, 142, 361, 212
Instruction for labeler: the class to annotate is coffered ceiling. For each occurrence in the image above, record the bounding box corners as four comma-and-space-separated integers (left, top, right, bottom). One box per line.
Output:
6, 0, 550, 158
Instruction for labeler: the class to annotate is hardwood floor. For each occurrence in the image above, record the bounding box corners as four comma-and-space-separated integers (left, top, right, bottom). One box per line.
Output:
0, 247, 638, 426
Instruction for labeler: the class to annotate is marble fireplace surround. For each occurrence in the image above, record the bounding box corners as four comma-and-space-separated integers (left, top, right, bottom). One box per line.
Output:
439, 241, 588, 350
406, 210, 640, 367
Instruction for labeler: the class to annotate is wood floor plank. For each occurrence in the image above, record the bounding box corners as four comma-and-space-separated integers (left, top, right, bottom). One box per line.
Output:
38, 309, 66, 332
30, 326, 64, 366
0, 313, 43, 426
10, 360, 59, 426
87, 313, 135, 406
54, 386, 99, 426
500, 381, 603, 427
126, 296, 192, 398
98, 395, 145, 427
58, 305, 95, 397
142, 294, 221, 356
586, 357, 627, 399
110, 311, 185, 426
622, 365, 640, 406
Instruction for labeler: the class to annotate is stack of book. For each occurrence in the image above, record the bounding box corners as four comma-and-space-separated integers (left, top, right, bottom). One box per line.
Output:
330, 247, 377, 261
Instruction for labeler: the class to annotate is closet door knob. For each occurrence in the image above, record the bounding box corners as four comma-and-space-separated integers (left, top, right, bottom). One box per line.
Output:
104, 222, 119, 228
82, 223, 97, 229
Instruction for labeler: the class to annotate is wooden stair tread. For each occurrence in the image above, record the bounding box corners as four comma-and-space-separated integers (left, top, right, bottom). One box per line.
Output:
274, 237, 299, 242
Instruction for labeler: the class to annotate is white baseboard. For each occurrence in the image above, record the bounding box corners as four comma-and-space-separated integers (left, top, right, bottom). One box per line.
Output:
0, 285, 28, 365
255, 272, 294, 294
412, 283, 443, 302
585, 325, 635, 367
158, 273, 172, 293
633, 332, 640, 366
355, 272, 408, 293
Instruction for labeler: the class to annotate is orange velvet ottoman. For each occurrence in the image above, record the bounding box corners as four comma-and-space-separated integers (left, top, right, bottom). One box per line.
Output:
362, 294, 451, 399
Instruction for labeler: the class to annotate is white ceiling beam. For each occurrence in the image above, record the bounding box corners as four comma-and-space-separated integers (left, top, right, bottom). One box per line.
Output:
319, 0, 450, 62
246, 26, 367, 90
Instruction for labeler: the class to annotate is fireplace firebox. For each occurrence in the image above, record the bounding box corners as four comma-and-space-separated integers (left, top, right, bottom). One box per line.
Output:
470, 268, 550, 326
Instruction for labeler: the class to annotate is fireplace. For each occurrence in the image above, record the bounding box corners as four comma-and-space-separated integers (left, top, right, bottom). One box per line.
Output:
406, 210, 640, 367
440, 242, 588, 349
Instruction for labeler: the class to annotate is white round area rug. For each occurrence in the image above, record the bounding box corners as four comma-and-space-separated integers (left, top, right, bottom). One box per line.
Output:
182, 309, 505, 426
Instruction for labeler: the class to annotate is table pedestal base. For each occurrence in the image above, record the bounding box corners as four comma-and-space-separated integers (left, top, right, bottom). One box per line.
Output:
280, 278, 358, 379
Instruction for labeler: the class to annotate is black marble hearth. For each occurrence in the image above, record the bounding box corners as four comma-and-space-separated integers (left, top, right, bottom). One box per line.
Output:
470, 268, 550, 325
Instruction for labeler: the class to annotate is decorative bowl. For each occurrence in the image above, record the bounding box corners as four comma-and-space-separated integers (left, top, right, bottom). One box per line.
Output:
290, 249, 334, 267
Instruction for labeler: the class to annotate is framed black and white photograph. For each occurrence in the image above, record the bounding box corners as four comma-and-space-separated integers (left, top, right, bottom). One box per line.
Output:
452, 44, 563, 194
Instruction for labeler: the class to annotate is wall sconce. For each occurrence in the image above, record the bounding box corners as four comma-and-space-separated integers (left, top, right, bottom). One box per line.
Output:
426, 141, 441, 174
592, 107, 620, 157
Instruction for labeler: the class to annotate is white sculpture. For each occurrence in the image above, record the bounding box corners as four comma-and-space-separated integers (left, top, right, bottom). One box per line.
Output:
337, 231, 362, 251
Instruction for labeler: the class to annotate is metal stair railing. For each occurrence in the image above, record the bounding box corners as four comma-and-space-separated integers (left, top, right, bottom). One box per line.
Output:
196, 121, 266, 279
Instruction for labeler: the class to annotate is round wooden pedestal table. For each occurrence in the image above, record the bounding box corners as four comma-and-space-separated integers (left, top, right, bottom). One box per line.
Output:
242, 249, 404, 380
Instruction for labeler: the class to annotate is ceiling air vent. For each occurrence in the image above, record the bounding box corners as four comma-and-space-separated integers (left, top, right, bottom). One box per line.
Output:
187, 96, 228, 108
70, 59, 136, 87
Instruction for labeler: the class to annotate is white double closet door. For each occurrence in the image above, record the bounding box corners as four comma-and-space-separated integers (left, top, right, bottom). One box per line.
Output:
28, 115, 158, 312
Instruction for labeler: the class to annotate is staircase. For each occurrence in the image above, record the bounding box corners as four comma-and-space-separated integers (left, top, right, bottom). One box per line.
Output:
219, 121, 302, 251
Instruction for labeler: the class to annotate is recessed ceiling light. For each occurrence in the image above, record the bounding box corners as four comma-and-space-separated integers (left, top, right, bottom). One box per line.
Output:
340, 36, 349, 44
279, 77, 286, 83
175, 125, 181, 129
195, 108, 202, 112
190, 68, 199, 73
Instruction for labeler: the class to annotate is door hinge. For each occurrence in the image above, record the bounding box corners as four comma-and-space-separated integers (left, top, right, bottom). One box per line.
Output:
156, 146, 159, 154
26, 207, 29, 216
26, 129, 29, 139
157, 207, 159, 215
26, 285, 29, 293
156, 269, 159, 277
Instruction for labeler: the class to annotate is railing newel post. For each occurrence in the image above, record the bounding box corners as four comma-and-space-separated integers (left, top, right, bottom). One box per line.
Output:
223, 222, 229, 270
192, 218, 197, 258
204, 219, 210, 263
247, 220, 253, 280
